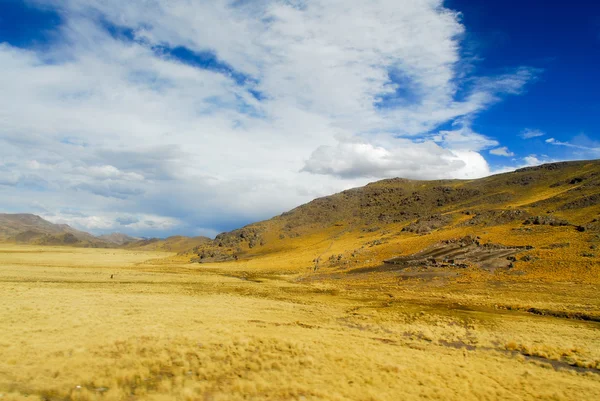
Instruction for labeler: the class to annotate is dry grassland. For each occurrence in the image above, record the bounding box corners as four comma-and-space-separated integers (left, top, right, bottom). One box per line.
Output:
1, 244, 599, 401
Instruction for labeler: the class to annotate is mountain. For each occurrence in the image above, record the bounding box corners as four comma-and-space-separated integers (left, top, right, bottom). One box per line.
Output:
3, 159, 599, 282
126, 235, 213, 253
97, 233, 140, 246
0, 213, 211, 251
185, 160, 600, 283
0, 213, 111, 247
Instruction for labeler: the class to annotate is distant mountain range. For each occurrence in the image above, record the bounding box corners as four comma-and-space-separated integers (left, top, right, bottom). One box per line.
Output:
0, 213, 212, 251
97, 232, 142, 246
0, 213, 111, 247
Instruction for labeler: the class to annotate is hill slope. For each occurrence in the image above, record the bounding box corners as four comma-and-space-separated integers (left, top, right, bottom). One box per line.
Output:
0, 213, 210, 250
126, 235, 212, 253
97, 233, 140, 246
0, 214, 112, 247
187, 160, 600, 283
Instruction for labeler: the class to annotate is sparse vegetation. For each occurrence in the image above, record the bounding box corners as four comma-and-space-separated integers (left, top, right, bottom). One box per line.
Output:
1, 161, 600, 400
1, 244, 600, 401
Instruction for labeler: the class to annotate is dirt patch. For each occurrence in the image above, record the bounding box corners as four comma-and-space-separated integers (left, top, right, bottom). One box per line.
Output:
192, 249, 237, 263
460, 209, 530, 227
558, 194, 600, 210
523, 215, 570, 226
401, 214, 452, 234
526, 308, 600, 322
550, 176, 587, 188
529, 193, 600, 211
586, 218, 600, 233
505, 175, 535, 186
461, 192, 514, 207
382, 236, 531, 272
438, 339, 477, 351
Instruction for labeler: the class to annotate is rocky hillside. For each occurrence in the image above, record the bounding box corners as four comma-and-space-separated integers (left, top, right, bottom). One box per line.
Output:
188, 160, 600, 282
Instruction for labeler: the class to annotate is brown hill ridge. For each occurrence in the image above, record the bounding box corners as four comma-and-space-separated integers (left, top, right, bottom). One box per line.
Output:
0, 213, 111, 247
125, 235, 212, 253
0, 213, 210, 250
189, 160, 600, 283
97, 233, 141, 246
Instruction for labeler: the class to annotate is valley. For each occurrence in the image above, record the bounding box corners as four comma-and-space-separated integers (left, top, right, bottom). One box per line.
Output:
0, 244, 599, 401
1, 160, 599, 400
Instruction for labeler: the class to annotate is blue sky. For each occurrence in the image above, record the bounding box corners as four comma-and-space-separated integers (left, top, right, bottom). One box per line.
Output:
0, 0, 598, 238
448, 0, 600, 163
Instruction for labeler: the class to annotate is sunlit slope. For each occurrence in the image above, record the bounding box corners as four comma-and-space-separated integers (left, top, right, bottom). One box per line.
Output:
188, 160, 600, 282
126, 235, 213, 253
1, 244, 599, 400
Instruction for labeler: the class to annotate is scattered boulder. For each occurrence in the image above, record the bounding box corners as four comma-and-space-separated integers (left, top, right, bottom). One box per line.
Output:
523, 215, 570, 226
402, 214, 451, 234
506, 175, 535, 186
550, 176, 586, 187
214, 226, 265, 249
558, 194, 600, 210
193, 249, 237, 263
585, 218, 600, 233
461, 209, 530, 227
520, 255, 537, 262
382, 236, 531, 272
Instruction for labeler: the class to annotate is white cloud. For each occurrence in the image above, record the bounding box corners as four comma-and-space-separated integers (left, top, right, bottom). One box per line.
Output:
545, 135, 600, 154
523, 154, 543, 166
432, 123, 499, 152
521, 154, 564, 169
301, 137, 490, 180
541, 135, 600, 162
0, 0, 539, 236
76, 165, 145, 181
489, 147, 515, 157
41, 212, 201, 236
490, 154, 557, 175
521, 128, 545, 139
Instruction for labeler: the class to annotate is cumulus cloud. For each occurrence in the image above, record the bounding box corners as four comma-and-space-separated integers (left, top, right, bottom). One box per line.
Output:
432, 123, 499, 152
489, 147, 515, 157
0, 0, 539, 236
43, 212, 190, 236
524, 155, 540, 165
302, 135, 491, 180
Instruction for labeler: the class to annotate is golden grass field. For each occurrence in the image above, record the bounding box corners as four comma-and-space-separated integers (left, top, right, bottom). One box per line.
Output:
1, 244, 599, 401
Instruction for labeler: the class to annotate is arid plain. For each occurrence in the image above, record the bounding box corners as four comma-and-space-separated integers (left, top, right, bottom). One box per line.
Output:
1, 161, 600, 400
1, 243, 599, 401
